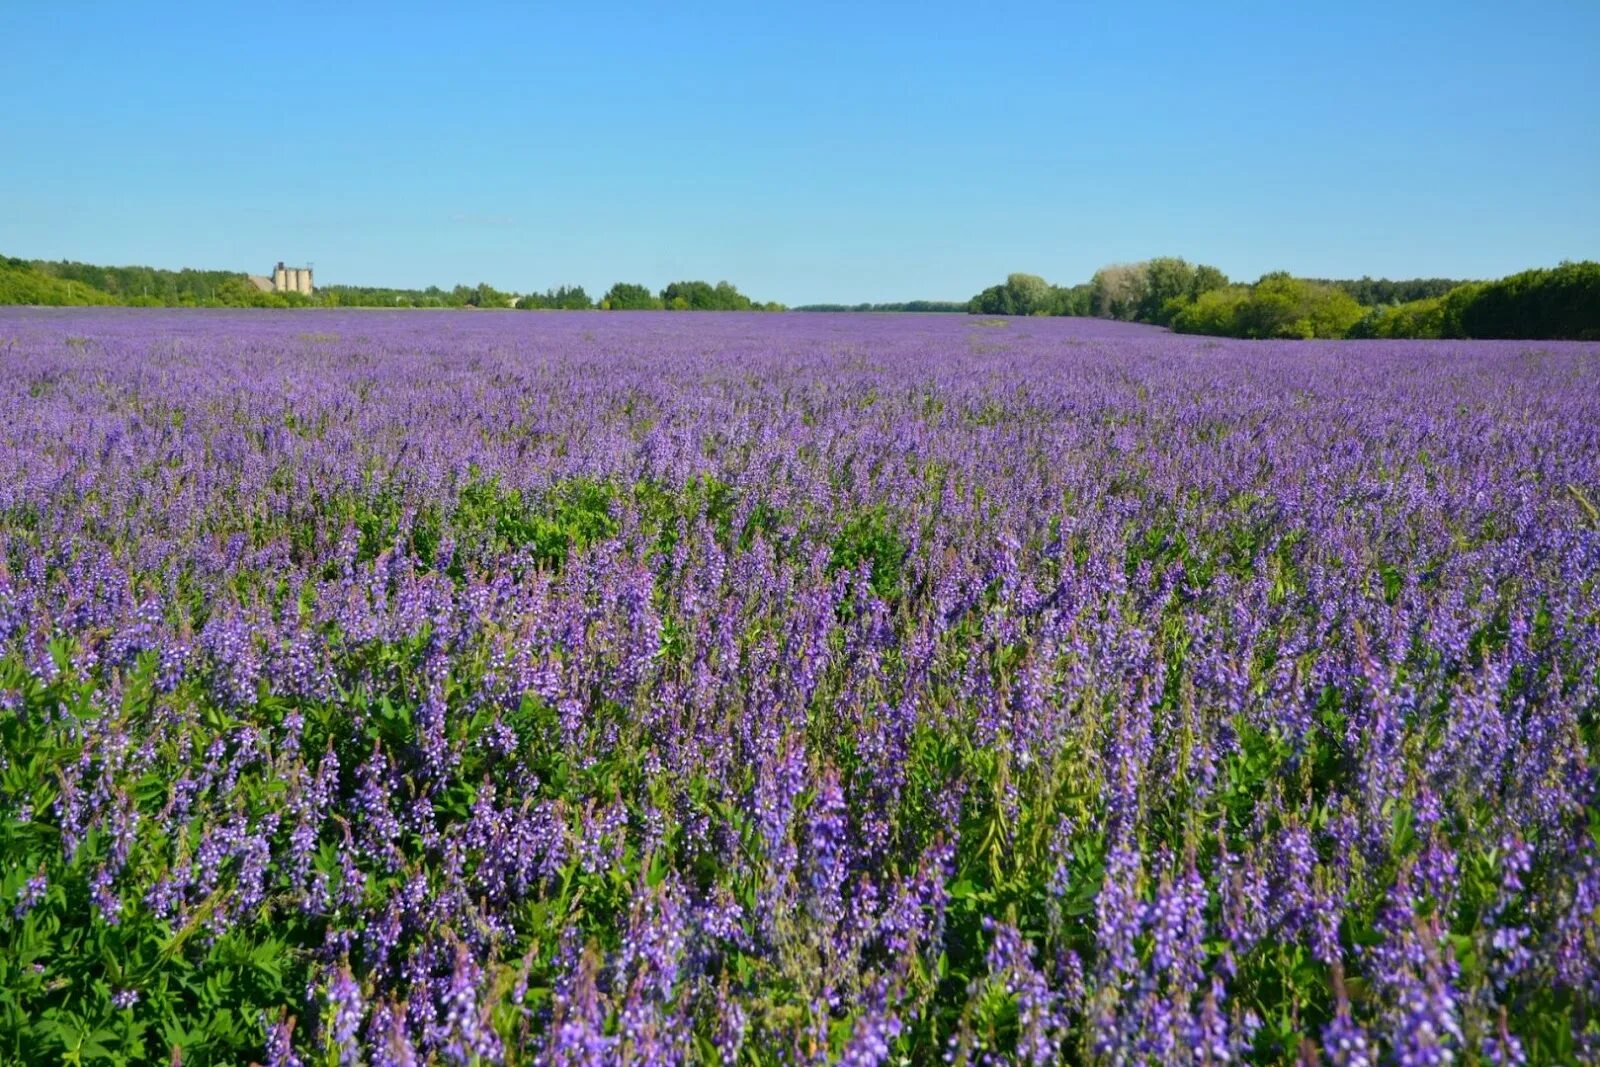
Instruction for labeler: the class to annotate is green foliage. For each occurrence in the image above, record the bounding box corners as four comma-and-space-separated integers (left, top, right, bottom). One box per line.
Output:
519, 285, 593, 310
449, 282, 509, 308
1338, 263, 1599, 340
453, 477, 619, 568
968, 283, 1017, 316
15, 258, 320, 308
317, 284, 461, 308
1169, 285, 1253, 336
1235, 273, 1365, 339
3, 253, 784, 314
1170, 275, 1363, 339
1044, 283, 1093, 317
658, 280, 775, 311
1313, 275, 1469, 305
1189, 264, 1229, 300
969, 261, 1216, 322
1004, 273, 1052, 315
1135, 257, 1198, 325
969, 274, 1081, 317
978, 258, 1596, 340
830, 508, 908, 602
1089, 263, 1148, 320
12, 248, 1596, 338
1456, 261, 1600, 340
1349, 296, 1448, 339
0, 261, 114, 306
600, 282, 662, 310
793, 300, 970, 313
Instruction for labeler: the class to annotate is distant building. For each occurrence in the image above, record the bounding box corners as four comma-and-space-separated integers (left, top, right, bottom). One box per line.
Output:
258, 262, 314, 295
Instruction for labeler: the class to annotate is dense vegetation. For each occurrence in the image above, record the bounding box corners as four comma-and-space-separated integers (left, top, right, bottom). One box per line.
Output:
9, 251, 1596, 338
969, 259, 1600, 340
317, 284, 481, 309
793, 301, 968, 314
969, 274, 1094, 318
17, 258, 313, 308
600, 283, 662, 310
1349, 262, 1600, 342
1, 310, 1597, 1065
657, 280, 782, 312
518, 286, 595, 311
1312, 276, 1467, 307
0, 258, 114, 306
0, 257, 781, 313
1169, 273, 1366, 340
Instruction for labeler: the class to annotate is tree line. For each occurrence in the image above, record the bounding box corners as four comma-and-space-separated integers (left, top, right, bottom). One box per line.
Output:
0, 256, 783, 312
793, 300, 969, 313
7, 252, 1596, 338
968, 259, 1600, 340
2, 257, 316, 308
350, 280, 786, 311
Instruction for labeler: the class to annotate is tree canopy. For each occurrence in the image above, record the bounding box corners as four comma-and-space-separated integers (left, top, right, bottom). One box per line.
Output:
967, 258, 1598, 340
519, 285, 592, 310
601, 283, 662, 310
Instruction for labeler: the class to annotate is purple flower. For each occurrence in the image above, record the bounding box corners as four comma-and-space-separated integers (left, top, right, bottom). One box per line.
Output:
323, 964, 364, 1066
263, 1013, 304, 1067
13, 873, 46, 918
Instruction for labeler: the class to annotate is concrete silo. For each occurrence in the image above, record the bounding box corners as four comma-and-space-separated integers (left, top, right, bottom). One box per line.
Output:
267, 263, 314, 295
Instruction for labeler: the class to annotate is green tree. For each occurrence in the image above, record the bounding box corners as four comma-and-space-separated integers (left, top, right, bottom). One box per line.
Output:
1005, 273, 1052, 315
712, 281, 754, 310
1089, 263, 1148, 320
0, 261, 113, 305
967, 273, 1064, 316
1456, 261, 1600, 339
1223, 274, 1364, 339
1137, 257, 1197, 324
969, 283, 1016, 316
659, 280, 759, 311
602, 282, 661, 310
1045, 283, 1092, 316
660, 280, 715, 309
1189, 264, 1229, 300
1170, 286, 1250, 336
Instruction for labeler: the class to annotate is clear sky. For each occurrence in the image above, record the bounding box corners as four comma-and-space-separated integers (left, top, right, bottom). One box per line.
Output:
2, 1, 1596, 304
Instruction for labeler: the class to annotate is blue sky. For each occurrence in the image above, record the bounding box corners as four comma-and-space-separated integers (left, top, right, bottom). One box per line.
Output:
2, 1, 1596, 304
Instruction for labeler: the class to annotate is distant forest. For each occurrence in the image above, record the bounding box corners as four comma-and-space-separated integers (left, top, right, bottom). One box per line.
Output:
0, 257, 782, 312
793, 301, 969, 313
966, 259, 1600, 341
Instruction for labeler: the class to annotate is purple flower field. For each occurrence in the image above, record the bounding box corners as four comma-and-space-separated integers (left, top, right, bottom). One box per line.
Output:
1, 308, 1598, 1065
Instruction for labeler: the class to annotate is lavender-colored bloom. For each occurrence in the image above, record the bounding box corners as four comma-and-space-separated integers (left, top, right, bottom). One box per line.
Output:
263, 1013, 304, 1067
3, 309, 1598, 1062
982, 918, 1067, 1066
368, 999, 419, 1067
838, 988, 902, 1067
546, 938, 613, 1066
805, 767, 851, 928
13, 873, 46, 918
323, 964, 364, 1066
436, 942, 503, 1065
1480, 1007, 1526, 1066
1321, 964, 1375, 1067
